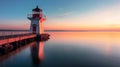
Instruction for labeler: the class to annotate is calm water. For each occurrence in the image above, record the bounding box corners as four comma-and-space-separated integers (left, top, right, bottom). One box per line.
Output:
1, 32, 120, 67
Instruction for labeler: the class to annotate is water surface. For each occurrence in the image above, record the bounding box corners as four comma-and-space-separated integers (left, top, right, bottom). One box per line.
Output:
1, 32, 120, 67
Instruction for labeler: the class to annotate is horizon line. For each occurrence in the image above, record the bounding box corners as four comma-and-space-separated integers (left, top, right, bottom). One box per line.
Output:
1, 29, 120, 32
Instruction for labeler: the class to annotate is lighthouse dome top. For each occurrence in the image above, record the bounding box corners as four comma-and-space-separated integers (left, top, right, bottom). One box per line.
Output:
32, 6, 42, 12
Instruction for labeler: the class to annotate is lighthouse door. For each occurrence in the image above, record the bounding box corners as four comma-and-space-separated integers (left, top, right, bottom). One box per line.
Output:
33, 24, 36, 34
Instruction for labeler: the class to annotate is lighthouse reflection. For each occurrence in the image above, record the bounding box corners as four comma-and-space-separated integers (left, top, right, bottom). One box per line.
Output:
38, 42, 44, 60
30, 38, 49, 67
30, 42, 44, 66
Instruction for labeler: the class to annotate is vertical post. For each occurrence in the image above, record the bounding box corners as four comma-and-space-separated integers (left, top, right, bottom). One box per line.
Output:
7, 38, 9, 45
2, 32, 4, 39
19, 35, 21, 46
11, 32, 13, 38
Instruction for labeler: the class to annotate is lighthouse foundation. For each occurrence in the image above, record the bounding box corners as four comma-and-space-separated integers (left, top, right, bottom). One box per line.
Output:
36, 34, 50, 41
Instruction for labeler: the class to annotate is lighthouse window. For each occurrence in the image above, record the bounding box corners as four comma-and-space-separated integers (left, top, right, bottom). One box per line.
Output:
32, 12, 40, 14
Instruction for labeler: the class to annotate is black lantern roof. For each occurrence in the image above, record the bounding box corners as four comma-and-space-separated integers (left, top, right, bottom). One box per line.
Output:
32, 6, 42, 12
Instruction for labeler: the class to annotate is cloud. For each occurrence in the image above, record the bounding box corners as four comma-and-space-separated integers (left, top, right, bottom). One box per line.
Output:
76, 3, 120, 25
46, 2, 120, 30
57, 12, 73, 18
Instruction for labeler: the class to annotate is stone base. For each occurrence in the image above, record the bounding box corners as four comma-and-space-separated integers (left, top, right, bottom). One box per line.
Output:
36, 33, 50, 41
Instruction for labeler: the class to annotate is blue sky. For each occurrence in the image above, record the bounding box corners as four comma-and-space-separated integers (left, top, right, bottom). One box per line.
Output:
0, 0, 120, 30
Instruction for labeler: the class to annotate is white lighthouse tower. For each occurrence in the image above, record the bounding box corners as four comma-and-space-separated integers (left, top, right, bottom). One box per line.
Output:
28, 6, 46, 35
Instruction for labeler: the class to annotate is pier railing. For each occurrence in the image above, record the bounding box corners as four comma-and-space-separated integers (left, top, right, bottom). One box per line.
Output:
0, 31, 29, 36
0, 31, 30, 40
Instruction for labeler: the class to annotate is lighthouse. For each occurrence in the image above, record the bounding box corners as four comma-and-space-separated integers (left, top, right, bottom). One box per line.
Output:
28, 6, 46, 35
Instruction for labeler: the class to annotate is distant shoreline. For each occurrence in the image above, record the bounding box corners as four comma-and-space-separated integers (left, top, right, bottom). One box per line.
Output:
0, 30, 29, 31
1, 29, 120, 32
45, 30, 120, 32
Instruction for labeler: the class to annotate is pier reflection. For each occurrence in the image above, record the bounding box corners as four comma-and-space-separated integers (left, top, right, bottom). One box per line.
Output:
0, 36, 49, 67
0, 42, 36, 67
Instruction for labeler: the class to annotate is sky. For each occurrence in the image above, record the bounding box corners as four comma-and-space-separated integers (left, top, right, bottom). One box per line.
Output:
0, 0, 120, 30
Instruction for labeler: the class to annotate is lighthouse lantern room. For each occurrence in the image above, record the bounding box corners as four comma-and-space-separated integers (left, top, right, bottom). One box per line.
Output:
28, 6, 45, 35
